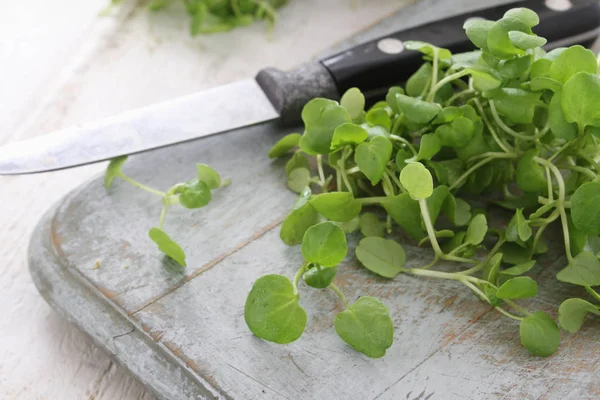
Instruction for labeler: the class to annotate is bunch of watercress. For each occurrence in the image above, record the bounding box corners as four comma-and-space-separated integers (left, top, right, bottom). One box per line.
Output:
105, 156, 229, 266
109, 0, 286, 35
246, 7, 600, 358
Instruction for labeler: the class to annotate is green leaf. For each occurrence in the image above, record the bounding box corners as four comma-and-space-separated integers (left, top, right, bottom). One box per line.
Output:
149, 227, 186, 266
354, 136, 393, 185
508, 31, 546, 49
104, 156, 128, 188
455, 129, 491, 161
435, 117, 474, 148
443, 195, 471, 226
426, 185, 450, 225
280, 203, 319, 246
432, 106, 463, 124
340, 88, 365, 121
285, 152, 309, 175
395, 149, 412, 173
516, 149, 546, 193
561, 72, 600, 130
366, 108, 391, 130
299, 98, 351, 154
571, 182, 600, 235
302, 222, 347, 267
557, 251, 600, 286
530, 58, 552, 78
195, 164, 221, 189
483, 253, 503, 284
463, 18, 494, 50
486, 17, 530, 59
386, 86, 405, 114
400, 162, 434, 200
179, 179, 212, 209
355, 237, 406, 278
406, 63, 432, 97
303, 264, 337, 289
287, 168, 311, 194
519, 311, 560, 357
466, 213, 487, 245
504, 7, 539, 27
310, 192, 361, 222
496, 276, 538, 299
415, 133, 441, 161
404, 40, 452, 60
506, 209, 532, 242
382, 194, 425, 240
244, 274, 307, 344
359, 212, 386, 238
331, 123, 368, 149
334, 297, 394, 358
292, 186, 312, 210
500, 260, 536, 276
548, 91, 577, 140
498, 55, 532, 79
268, 133, 301, 158
558, 298, 600, 333
489, 88, 541, 124
550, 45, 598, 84
396, 94, 442, 124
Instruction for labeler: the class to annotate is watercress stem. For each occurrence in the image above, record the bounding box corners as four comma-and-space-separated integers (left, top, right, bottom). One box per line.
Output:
495, 306, 524, 321
428, 48, 439, 100
293, 265, 306, 297
472, 98, 513, 154
427, 70, 469, 102
118, 173, 167, 197
389, 134, 418, 155
158, 203, 169, 230
585, 286, 600, 303
356, 196, 388, 205
418, 199, 443, 256
489, 100, 547, 141
503, 299, 532, 317
330, 283, 350, 309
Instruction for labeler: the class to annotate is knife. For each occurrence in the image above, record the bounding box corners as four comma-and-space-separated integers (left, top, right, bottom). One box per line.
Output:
1, 0, 599, 174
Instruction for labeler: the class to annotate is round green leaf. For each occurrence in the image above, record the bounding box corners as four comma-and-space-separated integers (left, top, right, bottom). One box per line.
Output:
301, 222, 348, 267
196, 164, 221, 189
548, 91, 577, 140
149, 227, 186, 267
359, 212, 385, 238
244, 274, 307, 344
561, 72, 600, 130
285, 152, 309, 175
516, 149, 546, 193
415, 133, 442, 161
508, 31, 546, 49
550, 45, 598, 84
466, 213, 487, 245
303, 264, 337, 289
366, 108, 391, 130
399, 162, 434, 200
310, 192, 362, 222
504, 7, 539, 27
334, 297, 394, 358
299, 98, 351, 154
406, 63, 432, 97
490, 88, 541, 124
496, 276, 538, 299
292, 186, 312, 210
179, 179, 212, 209
354, 136, 393, 185
268, 133, 301, 158
335, 216, 360, 234
404, 40, 452, 60
556, 251, 600, 287
287, 168, 311, 194
500, 260, 536, 276
571, 182, 600, 235
483, 253, 504, 284
104, 155, 128, 188
506, 208, 532, 242
331, 123, 368, 149
519, 311, 560, 357
396, 94, 442, 124
340, 87, 365, 121
385, 86, 404, 113
355, 237, 406, 278
463, 18, 494, 50
558, 298, 600, 333
382, 194, 425, 240
280, 203, 319, 246
486, 17, 530, 59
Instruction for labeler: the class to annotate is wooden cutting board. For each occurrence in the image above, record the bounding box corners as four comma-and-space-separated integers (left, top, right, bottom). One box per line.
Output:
28, 1, 600, 399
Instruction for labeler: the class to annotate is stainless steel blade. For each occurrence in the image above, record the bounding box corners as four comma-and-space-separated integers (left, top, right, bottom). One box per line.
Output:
0, 79, 279, 174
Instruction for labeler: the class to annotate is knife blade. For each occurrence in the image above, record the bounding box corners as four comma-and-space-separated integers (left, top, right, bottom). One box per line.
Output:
1, 0, 599, 174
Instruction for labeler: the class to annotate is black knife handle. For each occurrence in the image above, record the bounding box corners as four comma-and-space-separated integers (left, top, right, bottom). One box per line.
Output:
321, 0, 600, 101
256, 0, 600, 125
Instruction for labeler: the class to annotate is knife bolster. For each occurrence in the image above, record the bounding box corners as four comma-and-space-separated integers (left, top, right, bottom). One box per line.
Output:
256, 62, 339, 125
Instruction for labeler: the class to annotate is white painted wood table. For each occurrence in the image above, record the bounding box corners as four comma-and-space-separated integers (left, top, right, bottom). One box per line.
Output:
0, 1, 410, 398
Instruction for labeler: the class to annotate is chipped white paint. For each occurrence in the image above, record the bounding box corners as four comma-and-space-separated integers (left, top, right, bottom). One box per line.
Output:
0, 0, 405, 399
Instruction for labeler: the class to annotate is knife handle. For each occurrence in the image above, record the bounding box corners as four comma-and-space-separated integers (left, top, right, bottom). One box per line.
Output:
256, 0, 600, 125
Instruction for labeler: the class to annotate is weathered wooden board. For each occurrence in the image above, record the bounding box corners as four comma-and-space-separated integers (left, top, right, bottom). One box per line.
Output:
28, 1, 600, 399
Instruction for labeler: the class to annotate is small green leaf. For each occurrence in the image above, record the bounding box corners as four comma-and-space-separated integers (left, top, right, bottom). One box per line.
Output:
558, 298, 600, 333
433, 106, 463, 124
268, 133, 301, 158
292, 186, 312, 210
435, 117, 474, 148
149, 227, 186, 266
519, 311, 560, 357
508, 31, 546, 49
280, 203, 319, 246
331, 123, 368, 149
366, 108, 391, 130
179, 179, 212, 209
400, 162, 434, 200
244, 275, 307, 344
571, 182, 600, 236
302, 222, 347, 267
285, 152, 309, 175
299, 98, 351, 154
548, 91, 577, 140
415, 133, 441, 161
396, 94, 442, 124
386, 86, 404, 113
406, 63, 433, 97
382, 194, 425, 240
426, 185, 450, 225
506, 209, 532, 242
516, 149, 546, 193
557, 251, 600, 287
404, 40, 452, 60
483, 253, 503, 284
355, 237, 406, 278
340, 88, 365, 121
334, 297, 394, 358
395, 149, 412, 173
195, 164, 221, 189
486, 17, 530, 59
496, 276, 538, 299
335, 216, 361, 234
443, 195, 471, 226
287, 168, 311, 193
550, 45, 598, 84
105, 156, 128, 188
359, 212, 385, 238
463, 18, 494, 50
561, 72, 600, 130
504, 7, 539, 27
500, 260, 536, 276
489, 88, 541, 124
498, 55, 532, 79
355, 136, 393, 185
466, 213, 487, 245
310, 192, 361, 222
303, 264, 337, 289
